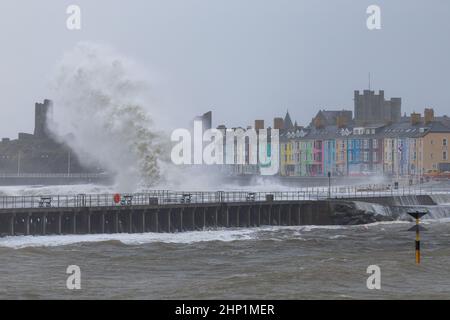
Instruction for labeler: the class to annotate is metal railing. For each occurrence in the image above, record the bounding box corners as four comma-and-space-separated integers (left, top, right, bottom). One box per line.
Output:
0, 185, 449, 210
0, 173, 106, 179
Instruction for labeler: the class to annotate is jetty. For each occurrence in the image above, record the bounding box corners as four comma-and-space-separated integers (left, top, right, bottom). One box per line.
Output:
0, 187, 448, 237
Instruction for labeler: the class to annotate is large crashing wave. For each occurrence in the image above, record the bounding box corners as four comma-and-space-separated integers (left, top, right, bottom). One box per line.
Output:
48, 43, 168, 191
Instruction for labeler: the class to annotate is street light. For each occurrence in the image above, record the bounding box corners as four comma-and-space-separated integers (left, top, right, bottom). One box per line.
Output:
17, 151, 21, 175
328, 171, 331, 198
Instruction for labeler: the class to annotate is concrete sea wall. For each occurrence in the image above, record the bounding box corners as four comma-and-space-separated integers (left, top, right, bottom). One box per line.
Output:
0, 200, 341, 237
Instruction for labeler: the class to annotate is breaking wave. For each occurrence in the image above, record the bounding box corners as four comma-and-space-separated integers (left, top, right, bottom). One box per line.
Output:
0, 229, 258, 249
48, 42, 169, 192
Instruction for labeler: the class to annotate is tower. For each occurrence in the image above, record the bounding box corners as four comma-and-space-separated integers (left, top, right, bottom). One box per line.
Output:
34, 99, 53, 139
354, 90, 401, 125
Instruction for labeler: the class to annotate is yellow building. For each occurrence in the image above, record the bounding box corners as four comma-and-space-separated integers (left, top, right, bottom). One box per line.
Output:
420, 130, 450, 174
382, 114, 450, 177
280, 139, 295, 176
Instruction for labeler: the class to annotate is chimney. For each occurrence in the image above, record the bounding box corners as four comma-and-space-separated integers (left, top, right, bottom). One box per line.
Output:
255, 120, 264, 131
411, 112, 421, 126
274, 117, 284, 130
336, 115, 348, 128
424, 108, 434, 125
314, 116, 324, 129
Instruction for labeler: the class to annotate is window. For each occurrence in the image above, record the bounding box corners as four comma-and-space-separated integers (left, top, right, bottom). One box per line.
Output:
363, 151, 369, 162
363, 139, 369, 149
444, 139, 448, 146
373, 152, 378, 162
444, 151, 448, 161
373, 139, 378, 149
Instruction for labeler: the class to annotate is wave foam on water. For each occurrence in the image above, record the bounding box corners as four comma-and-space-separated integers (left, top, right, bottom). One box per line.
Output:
0, 229, 260, 249
0, 224, 400, 249
48, 42, 169, 192
0, 225, 338, 249
1, 219, 448, 249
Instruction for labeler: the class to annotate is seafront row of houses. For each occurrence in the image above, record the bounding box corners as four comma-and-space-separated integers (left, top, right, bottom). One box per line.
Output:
204, 90, 450, 179
1, 90, 450, 180
278, 108, 450, 178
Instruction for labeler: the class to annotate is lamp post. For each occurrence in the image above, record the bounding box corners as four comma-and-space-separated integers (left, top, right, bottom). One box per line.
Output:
327, 171, 331, 198
67, 150, 71, 176
17, 151, 21, 175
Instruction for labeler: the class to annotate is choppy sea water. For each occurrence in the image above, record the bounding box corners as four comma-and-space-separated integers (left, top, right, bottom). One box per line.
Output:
1, 183, 449, 299
0, 220, 449, 300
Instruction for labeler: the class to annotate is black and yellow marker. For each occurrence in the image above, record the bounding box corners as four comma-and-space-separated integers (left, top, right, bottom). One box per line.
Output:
407, 210, 428, 264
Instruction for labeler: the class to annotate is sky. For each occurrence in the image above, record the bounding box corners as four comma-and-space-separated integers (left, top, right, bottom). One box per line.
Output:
0, 0, 449, 138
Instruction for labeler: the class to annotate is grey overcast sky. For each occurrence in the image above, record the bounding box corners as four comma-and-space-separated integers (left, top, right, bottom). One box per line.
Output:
0, 0, 449, 138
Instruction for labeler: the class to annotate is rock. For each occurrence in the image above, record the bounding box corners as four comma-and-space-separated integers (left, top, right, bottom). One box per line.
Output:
331, 200, 394, 225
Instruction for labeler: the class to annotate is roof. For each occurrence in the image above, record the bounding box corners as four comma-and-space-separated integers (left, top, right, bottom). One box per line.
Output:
314, 110, 353, 127
382, 120, 450, 138
284, 111, 294, 130
281, 118, 450, 142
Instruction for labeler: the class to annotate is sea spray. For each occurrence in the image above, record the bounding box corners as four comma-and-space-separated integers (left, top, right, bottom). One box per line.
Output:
47, 42, 169, 191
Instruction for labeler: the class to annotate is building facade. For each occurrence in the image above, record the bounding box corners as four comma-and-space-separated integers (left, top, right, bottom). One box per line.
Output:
194, 90, 450, 179
277, 94, 450, 178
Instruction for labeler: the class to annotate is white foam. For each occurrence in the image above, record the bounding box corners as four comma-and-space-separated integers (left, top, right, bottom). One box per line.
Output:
354, 201, 392, 216
0, 229, 259, 249
363, 220, 410, 227
0, 184, 115, 196
431, 194, 450, 205
0, 225, 326, 249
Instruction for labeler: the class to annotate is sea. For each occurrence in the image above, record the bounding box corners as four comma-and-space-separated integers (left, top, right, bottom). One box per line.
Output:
0, 183, 449, 300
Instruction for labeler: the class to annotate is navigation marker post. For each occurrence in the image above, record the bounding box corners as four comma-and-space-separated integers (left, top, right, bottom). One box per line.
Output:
407, 210, 428, 264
